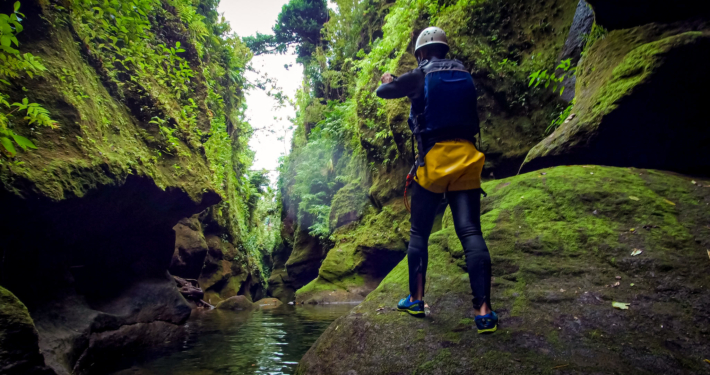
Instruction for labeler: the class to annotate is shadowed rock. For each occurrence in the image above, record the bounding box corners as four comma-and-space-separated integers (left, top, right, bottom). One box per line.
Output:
0, 287, 56, 375
587, 0, 710, 30
522, 24, 710, 176
169, 216, 209, 280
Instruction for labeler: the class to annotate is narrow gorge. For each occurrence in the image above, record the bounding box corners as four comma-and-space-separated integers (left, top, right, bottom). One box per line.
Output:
0, 0, 708, 374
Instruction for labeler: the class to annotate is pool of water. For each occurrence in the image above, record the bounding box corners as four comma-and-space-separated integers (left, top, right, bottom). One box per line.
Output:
112, 304, 354, 375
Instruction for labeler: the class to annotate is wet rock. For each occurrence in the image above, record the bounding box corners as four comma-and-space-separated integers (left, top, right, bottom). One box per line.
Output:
297, 166, 710, 375
29, 273, 191, 375
255, 298, 284, 309
0, 287, 55, 375
71, 321, 188, 375
586, 0, 710, 30
215, 295, 256, 311
169, 216, 209, 279
522, 24, 710, 176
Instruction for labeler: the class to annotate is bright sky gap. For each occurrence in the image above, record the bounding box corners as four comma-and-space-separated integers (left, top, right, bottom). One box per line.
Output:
219, 0, 303, 183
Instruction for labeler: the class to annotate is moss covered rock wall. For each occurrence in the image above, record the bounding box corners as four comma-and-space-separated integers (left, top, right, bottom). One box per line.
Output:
0, 0, 274, 373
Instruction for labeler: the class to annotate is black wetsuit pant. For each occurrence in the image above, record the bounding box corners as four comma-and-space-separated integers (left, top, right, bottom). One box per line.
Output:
408, 182, 491, 310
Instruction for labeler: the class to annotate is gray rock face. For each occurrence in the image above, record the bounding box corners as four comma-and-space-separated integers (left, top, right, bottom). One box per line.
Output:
558, 0, 595, 102
560, 1, 595, 64
31, 274, 190, 375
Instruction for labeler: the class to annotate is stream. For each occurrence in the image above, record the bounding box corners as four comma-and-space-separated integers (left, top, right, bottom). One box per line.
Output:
111, 304, 354, 375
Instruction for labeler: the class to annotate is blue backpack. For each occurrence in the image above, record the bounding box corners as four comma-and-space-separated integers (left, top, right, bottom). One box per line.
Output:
409, 59, 479, 166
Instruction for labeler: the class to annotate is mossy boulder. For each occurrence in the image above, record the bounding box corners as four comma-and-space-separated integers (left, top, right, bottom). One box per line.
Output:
297, 165, 710, 374
255, 298, 284, 310
522, 25, 710, 175
215, 295, 255, 311
295, 200, 410, 304
0, 287, 55, 375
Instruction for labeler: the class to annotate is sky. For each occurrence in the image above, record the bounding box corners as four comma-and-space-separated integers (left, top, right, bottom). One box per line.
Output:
218, 0, 303, 183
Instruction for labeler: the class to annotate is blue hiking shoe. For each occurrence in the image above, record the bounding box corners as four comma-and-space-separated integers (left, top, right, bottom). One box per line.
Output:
475, 311, 498, 334
397, 295, 425, 316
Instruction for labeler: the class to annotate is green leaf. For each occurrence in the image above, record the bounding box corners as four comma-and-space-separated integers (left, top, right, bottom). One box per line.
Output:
612, 301, 630, 310
14, 1, 20, 13
0, 136, 16, 155
11, 134, 36, 150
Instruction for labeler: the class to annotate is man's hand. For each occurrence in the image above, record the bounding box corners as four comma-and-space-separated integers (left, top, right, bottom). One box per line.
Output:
381, 73, 394, 84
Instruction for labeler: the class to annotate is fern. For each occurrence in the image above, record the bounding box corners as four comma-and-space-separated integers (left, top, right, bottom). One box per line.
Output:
0, 2, 56, 156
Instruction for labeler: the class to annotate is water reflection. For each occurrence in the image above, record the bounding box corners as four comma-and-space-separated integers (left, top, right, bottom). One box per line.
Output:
112, 304, 353, 375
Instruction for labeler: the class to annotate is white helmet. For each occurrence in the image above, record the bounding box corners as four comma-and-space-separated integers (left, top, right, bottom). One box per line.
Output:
415, 27, 449, 54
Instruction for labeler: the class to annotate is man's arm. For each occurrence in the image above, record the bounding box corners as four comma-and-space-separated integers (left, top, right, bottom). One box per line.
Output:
375, 69, 422, 99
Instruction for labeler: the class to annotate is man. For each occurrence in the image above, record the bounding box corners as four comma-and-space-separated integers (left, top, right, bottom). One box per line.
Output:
375, 27, 498, 334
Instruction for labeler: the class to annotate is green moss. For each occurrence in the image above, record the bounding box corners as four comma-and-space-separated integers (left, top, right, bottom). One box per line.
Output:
0, 286, 35, 334
583, 32, 702, 126
298, 166, 710, 374
415, 348, 453, 375
524, 24, 710, 166
295, 199, 410, 302
329, 181, 370, 229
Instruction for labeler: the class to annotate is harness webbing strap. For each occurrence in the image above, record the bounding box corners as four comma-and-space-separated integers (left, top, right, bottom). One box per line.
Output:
404, 164, 417, 213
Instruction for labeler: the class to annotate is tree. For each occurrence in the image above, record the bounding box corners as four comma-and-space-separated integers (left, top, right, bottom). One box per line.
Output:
242, 0, 329, 63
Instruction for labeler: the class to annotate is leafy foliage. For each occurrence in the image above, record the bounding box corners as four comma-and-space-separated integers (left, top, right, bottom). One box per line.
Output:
546, 99, 575, 134
242, 0, 329, 63
0, 2, 57, 156
64, 0, 278, 280
528, 58, 577, 96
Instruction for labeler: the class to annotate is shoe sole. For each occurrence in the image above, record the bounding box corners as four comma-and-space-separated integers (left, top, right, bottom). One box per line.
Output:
397, 307, 425, 316
477, 325, 497, 334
